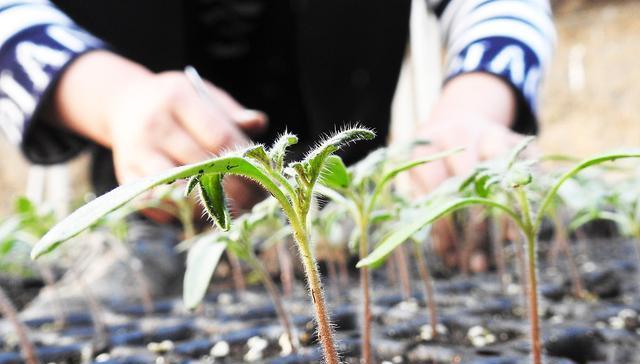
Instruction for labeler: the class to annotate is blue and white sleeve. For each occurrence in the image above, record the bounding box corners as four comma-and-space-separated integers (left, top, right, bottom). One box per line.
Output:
0, 0, 106, 164
429, 0, 556, 133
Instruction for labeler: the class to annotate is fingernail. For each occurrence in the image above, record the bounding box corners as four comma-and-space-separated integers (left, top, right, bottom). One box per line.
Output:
234, 109, 268, 126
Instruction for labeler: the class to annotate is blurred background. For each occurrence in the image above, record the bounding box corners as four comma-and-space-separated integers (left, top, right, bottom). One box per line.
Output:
0, 0, 639, 216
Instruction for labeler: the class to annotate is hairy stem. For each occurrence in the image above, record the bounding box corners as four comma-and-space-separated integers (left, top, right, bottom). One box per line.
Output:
248, 253, 298, 353
358, 218, 373, 364
293, 225, 340, 364
413, 241, 439, 339
0, 286, 39, 364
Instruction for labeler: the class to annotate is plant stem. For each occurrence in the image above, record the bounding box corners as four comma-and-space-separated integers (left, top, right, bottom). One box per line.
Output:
248, 253, 298, 353
277, 241, 294, 297
386, 250, 398, 286
395, 246, 413, 300
228, 251, 247, 293
550, 211, 585, 298
524, 229, 542, 364
491, 216, 508, 293
514, 234, 529, 314
176, 200, 196, 241
70, 260, 109, 352
293, 225, 340, 364
413, 241, 439, 339
327, 251, 340, 299
358, 218, 373, 364
461, 207, 485, 274
129, 255, 155, 314
335, 249, 350, 288
114, 239, 154, 315
515, 188, 542, 364
0, 286, 39, 364
36, 262, 66, 328
631, 229, 640, 291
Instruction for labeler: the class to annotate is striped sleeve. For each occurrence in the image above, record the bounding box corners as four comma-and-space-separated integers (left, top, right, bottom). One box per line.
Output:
0, 0, 106, 164
429, 0, 556, 133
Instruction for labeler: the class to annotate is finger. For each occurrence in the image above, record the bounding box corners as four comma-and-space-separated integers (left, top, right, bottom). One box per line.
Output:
410, 159, 449, 195
409, 143, 452, 194
445, 137, 480, 177
222, 176, 265, 213
115, 149, 175, 184
478, 127, 524, 161
232, 109, 268, 134
157, 118, 211, 165
172, 90, 248, 153
204, 83, 268, 133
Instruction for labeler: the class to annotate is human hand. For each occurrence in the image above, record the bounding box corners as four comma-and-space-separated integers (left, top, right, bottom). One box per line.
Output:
409, 72, 527, 194
54, 51, 266, 208
409, 72, 532, 270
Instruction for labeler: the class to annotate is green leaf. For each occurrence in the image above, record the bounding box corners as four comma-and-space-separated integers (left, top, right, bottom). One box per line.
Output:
198, 174, 230, 231
380, 149, 462, 188
460, 139, 535, 198
370, 210, 394, 225
185, 176, 200, 197
320, 155, 350, 190
368, 148, 463, 212
534, 149, 640, 231
304, 127, 375, 185
459, 170, 481, 193
244, 144, 271, 169
268, 132, 299, 172
183, 235, 227, 309
504, 165, 532, 188
0, 239, 15, 256
506, 136, 535, 169
474, 173, 493, 197
32, 154, 291, 259
15, 196, 35, 215
357, 197, 522, 268
568, 210, 600, 232
0, 217, 21, 257
351, 148, 388, 185
348, 228, 360, 254
289, 162, 308, 185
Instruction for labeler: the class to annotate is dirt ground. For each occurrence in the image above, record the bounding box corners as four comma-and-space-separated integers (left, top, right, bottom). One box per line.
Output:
542, 0, 640, 156
1, 0, 639, 216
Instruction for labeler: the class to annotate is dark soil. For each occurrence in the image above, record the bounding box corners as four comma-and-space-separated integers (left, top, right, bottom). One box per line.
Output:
0, 275, 43, 311
2, 238, 640, 364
